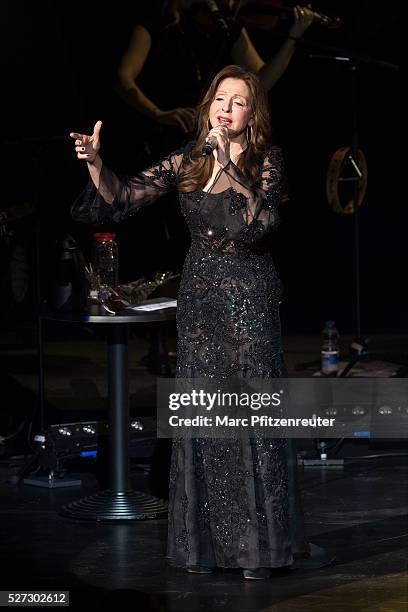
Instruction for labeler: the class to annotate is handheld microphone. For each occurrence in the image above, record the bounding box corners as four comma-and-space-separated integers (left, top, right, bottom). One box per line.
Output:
202, 135, 218, 157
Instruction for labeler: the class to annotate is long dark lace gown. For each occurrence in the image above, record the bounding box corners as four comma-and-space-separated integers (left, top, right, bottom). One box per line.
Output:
72, 142, 292, 570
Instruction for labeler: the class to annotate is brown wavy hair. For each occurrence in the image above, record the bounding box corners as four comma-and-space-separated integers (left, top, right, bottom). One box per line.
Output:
178, 65, 271, 193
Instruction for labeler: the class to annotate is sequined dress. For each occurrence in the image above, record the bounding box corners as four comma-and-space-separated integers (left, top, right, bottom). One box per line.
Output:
71, 142, 292, 569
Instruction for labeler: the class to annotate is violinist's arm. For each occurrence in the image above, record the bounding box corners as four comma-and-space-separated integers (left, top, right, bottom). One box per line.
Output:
231, 28, 264, 73
231, 6, 314, 91
231, 28, 295, 91
113, 25, 196, 132
114, 25, 160, 119
258, 35, 299, 90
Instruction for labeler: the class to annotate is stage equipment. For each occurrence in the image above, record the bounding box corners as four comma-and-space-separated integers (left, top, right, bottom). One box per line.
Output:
20, 416, 157, 488
326, 147, 368, 215
297, 378, 408, 467
300, 38, 399, 358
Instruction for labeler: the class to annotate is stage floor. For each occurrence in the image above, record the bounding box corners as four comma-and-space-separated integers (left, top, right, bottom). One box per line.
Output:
0, 331, 407, 611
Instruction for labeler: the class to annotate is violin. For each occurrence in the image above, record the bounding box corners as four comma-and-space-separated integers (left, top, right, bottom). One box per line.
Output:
232, 0, 342, 30
197, 0, 342, 34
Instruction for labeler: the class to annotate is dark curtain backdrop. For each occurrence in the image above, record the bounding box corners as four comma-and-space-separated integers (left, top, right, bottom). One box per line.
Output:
2, 0, 406, 334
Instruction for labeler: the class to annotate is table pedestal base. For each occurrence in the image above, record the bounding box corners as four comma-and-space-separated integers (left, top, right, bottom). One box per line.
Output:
60, 489, 168, 521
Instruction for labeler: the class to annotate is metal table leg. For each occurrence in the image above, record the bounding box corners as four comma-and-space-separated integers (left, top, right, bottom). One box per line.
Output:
60, 324, 168, 521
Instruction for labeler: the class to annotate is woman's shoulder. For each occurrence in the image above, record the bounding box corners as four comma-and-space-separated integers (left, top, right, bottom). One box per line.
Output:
161, 141, 196, 173
253, 145, 285, 183
263, 144, 285, 167
169, 140, 196, 165
265, 143, 283, 156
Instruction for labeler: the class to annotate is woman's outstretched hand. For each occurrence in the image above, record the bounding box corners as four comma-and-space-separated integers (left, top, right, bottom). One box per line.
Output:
70, 120, 102, 163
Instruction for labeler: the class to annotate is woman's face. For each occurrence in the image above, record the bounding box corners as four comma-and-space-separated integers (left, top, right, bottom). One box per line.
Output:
208, 78, 254, 138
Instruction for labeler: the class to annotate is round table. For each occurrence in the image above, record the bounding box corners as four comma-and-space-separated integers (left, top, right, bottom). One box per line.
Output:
40, 304, 176, 521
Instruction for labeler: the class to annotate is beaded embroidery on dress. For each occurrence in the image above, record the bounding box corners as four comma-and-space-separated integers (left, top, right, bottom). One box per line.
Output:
71, 142, 292, 569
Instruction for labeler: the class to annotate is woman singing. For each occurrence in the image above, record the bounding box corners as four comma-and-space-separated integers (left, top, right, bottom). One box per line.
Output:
71, 64, 291, 579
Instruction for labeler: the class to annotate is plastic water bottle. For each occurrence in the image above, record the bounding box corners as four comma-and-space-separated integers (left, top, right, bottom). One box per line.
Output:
92, 233, 119, 288
321, 320, 340, 375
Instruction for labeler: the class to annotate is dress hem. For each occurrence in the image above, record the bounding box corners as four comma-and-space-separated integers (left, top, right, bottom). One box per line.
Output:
165, 555, 294, 570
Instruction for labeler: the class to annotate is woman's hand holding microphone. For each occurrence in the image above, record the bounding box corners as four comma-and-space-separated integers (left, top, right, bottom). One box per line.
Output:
205, 126, 231, 169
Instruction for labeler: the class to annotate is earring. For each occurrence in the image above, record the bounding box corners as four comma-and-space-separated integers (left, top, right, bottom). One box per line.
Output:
246, 125, 252, 143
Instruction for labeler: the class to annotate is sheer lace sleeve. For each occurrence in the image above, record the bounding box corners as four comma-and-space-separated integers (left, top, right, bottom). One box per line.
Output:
222, 146, 285, 230
71, 148, 185, 224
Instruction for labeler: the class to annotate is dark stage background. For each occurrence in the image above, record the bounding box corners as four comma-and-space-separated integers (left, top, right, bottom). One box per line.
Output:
1, 0, 406, 336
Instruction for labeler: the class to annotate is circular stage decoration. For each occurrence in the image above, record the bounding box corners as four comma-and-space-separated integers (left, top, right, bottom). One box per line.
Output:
326, 147, 368, 214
